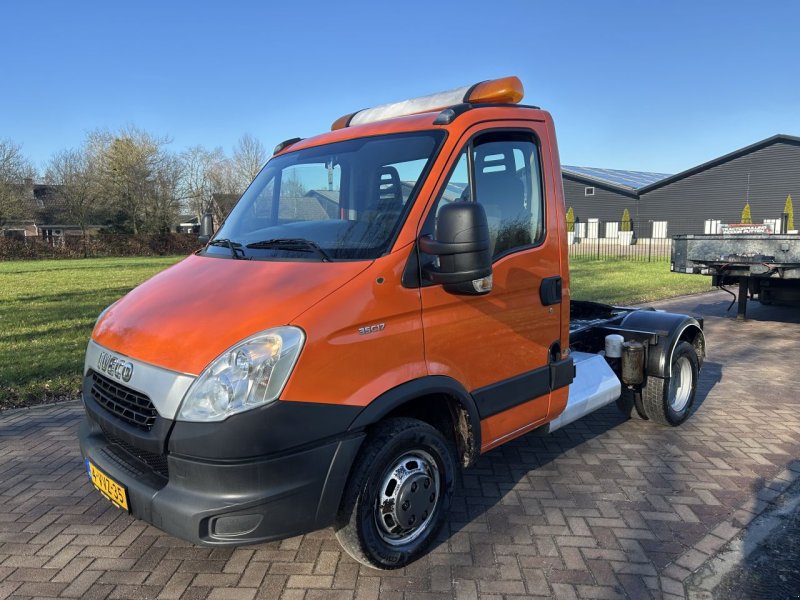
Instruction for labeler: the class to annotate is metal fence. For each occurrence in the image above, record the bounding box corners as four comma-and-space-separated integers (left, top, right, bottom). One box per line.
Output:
567, 221, 671, 262
568, 214, 797, 262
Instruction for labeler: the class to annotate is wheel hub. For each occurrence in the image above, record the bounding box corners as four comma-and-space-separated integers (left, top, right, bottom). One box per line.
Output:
375, 451, 440, 545
669, 355, 693, 412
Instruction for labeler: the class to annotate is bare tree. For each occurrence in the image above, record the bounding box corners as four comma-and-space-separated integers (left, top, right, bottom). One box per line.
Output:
180, 145, 228, 222
0, 140, 36, 227
89, 126, 180, 234
146, 153, 184, 233
231, 133, 267, 192
45, 148, 100, 238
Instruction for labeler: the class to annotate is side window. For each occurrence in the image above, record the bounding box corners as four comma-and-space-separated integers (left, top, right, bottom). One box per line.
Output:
420, 151, 467, 236
473, 133, 543, 257
439, 152, 469, 206
425, 132, 544, 258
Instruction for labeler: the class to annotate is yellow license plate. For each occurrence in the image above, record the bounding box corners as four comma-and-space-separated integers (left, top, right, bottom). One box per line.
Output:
87, 460, 129, 511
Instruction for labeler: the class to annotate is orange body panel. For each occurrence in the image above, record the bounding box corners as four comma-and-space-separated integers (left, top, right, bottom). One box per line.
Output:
543, 117, 572, 361
282, 245, 426, 406
92, 254, 370, 375
420, 259, 559, 388
480, 386, 569, 453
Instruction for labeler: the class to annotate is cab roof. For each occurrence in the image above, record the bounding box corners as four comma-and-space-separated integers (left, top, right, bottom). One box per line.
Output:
274, 76, 548, 157
277, 103, 548, 157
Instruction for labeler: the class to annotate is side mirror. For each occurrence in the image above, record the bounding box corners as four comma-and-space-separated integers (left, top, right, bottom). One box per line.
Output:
419, 201, 493, 295
198, 211, 214, 245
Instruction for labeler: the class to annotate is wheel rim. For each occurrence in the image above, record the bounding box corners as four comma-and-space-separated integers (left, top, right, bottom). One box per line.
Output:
374, 450, 441, 546
669, 356, 693, 412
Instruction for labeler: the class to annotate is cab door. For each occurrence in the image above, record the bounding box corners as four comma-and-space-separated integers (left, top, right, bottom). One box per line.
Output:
418, 123, 564, 451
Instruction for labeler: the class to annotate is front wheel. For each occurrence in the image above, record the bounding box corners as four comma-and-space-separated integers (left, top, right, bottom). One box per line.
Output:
334, 418, 457, 569
641, 341, 700, 426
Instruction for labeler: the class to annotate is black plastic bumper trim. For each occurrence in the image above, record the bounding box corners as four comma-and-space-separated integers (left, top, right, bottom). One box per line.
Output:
79, 417, 364, 545
472, 356, 575, 419
168, 400, 362, 461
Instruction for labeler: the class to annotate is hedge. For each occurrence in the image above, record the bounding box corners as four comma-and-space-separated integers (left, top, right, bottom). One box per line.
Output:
0, 233, 202, 260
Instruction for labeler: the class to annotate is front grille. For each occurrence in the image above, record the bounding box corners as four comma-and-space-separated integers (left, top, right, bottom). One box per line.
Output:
104, 432, 169, 478
90, 371, 158, 430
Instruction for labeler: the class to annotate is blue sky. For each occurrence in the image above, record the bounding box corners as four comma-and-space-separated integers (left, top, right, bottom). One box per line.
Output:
1, 0, 798, 175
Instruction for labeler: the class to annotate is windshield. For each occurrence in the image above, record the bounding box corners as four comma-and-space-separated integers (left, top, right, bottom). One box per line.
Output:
206, 131, 445, 261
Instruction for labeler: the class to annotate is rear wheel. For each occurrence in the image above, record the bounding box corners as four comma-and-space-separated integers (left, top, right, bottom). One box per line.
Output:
641, 341, 699, 426
334, 418, 456, 569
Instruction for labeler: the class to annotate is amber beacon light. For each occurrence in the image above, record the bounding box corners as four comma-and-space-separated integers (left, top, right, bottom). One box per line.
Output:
331, 76, 524, 130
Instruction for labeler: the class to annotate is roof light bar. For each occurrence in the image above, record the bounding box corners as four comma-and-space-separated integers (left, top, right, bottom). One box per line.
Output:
331, 76, 524, 130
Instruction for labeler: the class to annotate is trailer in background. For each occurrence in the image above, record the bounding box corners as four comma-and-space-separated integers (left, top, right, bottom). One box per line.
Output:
672, 231, 800, 319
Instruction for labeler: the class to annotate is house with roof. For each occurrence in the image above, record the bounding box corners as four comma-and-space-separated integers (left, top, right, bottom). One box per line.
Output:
562, 134, 800, 239
1, 182, 71, 240
0, 183, 108, 243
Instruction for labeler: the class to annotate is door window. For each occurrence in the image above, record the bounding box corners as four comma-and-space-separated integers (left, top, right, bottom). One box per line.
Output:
427, 131, 544, 258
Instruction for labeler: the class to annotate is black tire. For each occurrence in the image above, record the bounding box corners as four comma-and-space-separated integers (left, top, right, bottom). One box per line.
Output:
616, 388, 648, 420
641, 341, 699, 426
334, 417, 457, 569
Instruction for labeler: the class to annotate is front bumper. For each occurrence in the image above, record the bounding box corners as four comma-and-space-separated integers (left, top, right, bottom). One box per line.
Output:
78, 412, 364, 545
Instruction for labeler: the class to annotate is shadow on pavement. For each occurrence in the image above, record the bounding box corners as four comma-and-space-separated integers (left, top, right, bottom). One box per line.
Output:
696, 462, 800, 600
434, 292, 796, 570
435, 355, 724, 564
663, 289, 800, 325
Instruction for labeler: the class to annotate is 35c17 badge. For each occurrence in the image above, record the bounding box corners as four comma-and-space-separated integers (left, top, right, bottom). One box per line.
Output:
358, 323, 385, 335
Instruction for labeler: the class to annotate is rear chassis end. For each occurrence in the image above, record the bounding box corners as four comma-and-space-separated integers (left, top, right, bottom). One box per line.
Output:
672, 234, 800, 316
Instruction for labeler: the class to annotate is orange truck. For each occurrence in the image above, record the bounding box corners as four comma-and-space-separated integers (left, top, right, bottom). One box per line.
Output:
79, 77, 706, 568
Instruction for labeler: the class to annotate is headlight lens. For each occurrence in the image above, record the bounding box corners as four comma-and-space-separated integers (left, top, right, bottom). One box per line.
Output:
177, 326, 305, 422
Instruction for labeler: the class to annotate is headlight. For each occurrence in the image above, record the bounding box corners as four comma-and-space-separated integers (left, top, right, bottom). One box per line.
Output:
177, 326, 305, 422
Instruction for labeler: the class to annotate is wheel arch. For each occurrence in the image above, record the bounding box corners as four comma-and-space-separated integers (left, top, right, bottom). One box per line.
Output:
675, 323, 705, 370
347, 376, 482, 468
620, 310, 705, 378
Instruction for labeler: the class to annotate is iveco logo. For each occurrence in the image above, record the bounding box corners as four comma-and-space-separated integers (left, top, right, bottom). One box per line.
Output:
97, 352, 134, 382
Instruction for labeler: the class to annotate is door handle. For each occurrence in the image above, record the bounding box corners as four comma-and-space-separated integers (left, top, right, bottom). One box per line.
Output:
540, 276, 562, 306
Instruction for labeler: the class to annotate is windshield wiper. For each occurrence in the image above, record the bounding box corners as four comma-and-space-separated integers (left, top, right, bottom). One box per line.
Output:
246, 238, 333, 262
207, 238, 246, 260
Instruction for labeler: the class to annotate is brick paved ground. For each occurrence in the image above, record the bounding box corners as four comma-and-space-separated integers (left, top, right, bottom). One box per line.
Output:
1, 290, 799, 600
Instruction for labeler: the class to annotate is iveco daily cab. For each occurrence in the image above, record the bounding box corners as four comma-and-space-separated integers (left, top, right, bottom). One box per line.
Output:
79, 77, 705, 568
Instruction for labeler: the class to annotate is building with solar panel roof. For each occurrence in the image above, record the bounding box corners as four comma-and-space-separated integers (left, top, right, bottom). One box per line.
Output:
562, 166, 669, 235
562, 134, 800, 239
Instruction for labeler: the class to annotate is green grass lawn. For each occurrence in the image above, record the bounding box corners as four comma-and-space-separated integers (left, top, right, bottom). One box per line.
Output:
569, 258, 711, 305
0, 255, 712, 410
0, 256, 184, 409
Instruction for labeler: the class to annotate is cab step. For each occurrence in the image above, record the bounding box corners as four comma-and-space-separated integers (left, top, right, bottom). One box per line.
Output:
542, 352, 621, 433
